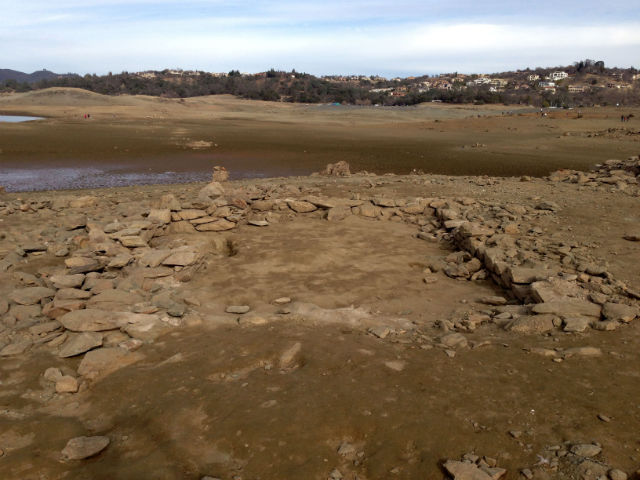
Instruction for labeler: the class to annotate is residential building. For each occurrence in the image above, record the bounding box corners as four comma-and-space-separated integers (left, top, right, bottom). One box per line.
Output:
568, 85, 586, 93
527, 74, 540, 81
550, 71, 568, 81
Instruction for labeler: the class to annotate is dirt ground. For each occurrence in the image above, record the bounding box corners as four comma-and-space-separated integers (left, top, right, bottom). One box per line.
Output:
1, 90, 640, 480
1, 172, 640, 479
1, 88, 639, 185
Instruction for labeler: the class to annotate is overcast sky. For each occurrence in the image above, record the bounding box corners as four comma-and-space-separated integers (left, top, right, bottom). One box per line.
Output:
2, 0, 640, 77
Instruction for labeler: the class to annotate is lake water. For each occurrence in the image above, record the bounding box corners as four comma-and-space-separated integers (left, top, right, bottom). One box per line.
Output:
0, 115, 44, 123
0, 158, 311, 192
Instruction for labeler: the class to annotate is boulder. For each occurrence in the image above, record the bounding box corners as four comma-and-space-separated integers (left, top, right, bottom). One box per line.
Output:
323, 161, 351, 176
602, 302, 638, 322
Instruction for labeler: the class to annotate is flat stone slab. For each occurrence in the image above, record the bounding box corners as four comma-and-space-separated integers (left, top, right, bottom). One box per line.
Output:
162, 251, 198, 266
508, 267, 556, 284
506, 314, 556, 334
443, 460, 494, 480
195, 219, 236, 232
9, 287, 56, 305
78, 347, 144, 380
58, 332, 103, 358
58, 309, 122, 332
532, 299, 601, 318
226, 305, 250, 314
61, 436, 110, 460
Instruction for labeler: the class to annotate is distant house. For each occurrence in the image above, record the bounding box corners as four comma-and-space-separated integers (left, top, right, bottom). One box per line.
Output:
539, 81, 556, 88
568, 85, 586, 93
434, 81, 453, 90
549, 71, 568, 81
527, 74, 540, 81
490, 78, 508, 87
632, 73, 640, 81
607, 83, 631, 89
473, 77, 491, 85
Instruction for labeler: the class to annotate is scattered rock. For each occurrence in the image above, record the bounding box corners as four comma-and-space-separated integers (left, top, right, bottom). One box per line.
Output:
55, 375, 79, 393
279, 342, 303, 370
226, 305, 250, 314
443, 460, 494, 480
571, 443, 602, 458
61, 436, 110, 460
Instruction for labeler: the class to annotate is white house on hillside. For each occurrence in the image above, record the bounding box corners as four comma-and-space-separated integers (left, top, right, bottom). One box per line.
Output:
549, 71, 568, 81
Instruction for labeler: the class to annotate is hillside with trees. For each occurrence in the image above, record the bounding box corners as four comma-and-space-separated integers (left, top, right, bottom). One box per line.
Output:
1, 61, 638, 107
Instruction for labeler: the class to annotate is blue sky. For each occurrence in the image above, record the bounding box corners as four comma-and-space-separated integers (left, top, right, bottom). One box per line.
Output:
2, 0, 640, 77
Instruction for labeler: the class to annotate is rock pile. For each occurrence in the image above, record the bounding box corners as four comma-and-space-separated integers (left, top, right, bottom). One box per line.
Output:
443, 453, 506, 480
548, 156, 640, 194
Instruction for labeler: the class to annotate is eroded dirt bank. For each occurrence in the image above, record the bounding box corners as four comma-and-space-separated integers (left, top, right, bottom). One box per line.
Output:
1, 160, 640, 480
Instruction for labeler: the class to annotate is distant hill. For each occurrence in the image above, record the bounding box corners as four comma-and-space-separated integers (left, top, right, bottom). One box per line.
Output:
0, 69, 69, 84
1, 60, 638, 107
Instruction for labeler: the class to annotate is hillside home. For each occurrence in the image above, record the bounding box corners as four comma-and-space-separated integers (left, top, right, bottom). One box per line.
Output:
550, 71, 568, 81
527, 74, 540, 81
549, 71, 568, 81
490, 78, 508, 87
568, 85, 586, 93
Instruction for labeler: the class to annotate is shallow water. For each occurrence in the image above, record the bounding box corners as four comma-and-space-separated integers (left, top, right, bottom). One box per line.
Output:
0, 115, 44, 123
0, 159, 312, 192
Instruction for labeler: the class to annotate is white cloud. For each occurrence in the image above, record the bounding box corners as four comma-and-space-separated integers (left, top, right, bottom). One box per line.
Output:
2, 0, 639, 75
